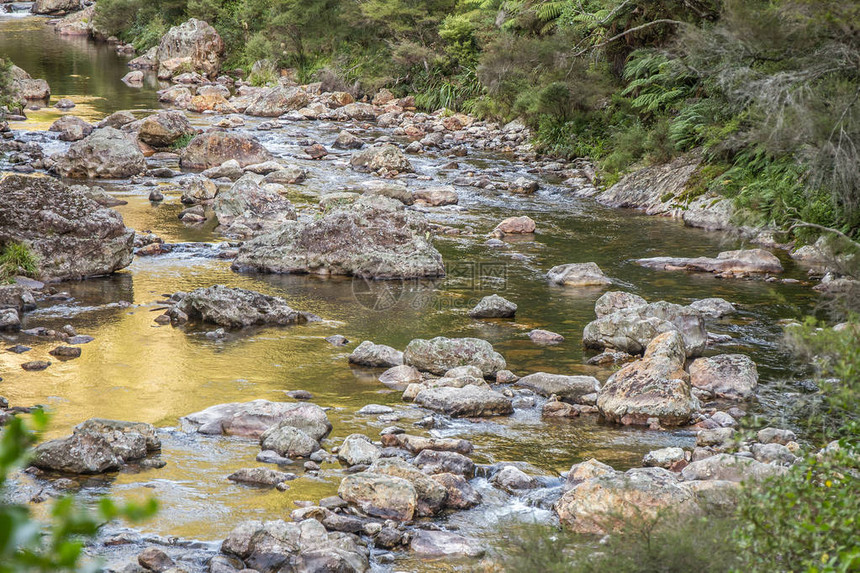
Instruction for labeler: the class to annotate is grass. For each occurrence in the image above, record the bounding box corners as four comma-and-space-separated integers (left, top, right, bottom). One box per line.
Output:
0, 242, 38, 283
169, 133, 194, 150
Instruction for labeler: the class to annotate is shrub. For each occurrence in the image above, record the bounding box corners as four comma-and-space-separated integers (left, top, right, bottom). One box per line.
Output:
0, 242, 38, 284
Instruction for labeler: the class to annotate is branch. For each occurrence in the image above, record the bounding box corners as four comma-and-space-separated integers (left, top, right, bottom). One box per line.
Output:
788, 222, 860, 248
571, 19, 687, 57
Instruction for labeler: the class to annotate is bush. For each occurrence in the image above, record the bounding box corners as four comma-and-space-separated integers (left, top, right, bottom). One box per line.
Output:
496, 510, 740, 573
0, 242, 38, 284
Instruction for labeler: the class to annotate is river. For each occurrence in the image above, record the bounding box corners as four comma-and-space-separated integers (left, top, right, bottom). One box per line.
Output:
0, 11, 823, 571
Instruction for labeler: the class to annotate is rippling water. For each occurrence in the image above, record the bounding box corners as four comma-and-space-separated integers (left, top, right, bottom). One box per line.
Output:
0, 14, 823, 570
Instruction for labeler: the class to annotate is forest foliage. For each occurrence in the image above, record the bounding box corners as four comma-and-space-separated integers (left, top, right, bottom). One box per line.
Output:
93, 0, 859, 238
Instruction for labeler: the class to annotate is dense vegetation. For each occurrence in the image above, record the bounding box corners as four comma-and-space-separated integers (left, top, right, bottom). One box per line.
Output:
93, 0, 859, 239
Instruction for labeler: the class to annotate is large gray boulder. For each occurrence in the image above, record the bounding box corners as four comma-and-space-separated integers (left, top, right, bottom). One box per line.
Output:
681, 453, 788, 482
348, 341, 403, 368
53, 127, 146, 178
547, 262, 612, 287
156, 18, 224, 79
350, 144, 413, 173
597, 331, 700, 426
555, 466, 698, 533
689, 354, 758, 400
413, 385, 513, 417
130, 110, 195, 148
213, 174, 296, 237
31, 0, 80, 16
231, 195, 445, 279
583, 298, 706, 357
403, 336, 506, 376
338, 473, 417, 521
221, 519, 369, 573
244, 86, 310, 117
180, 130, 273, 169
180, 399, 332, 439
31, 418, 159, 474
0, 174, 134, 281
49, 115, 93, 141
516, 373, 600, 401
171, 285, 316, 328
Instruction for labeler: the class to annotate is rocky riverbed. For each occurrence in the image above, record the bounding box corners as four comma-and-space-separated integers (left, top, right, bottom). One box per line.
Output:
0, 9, 853, 573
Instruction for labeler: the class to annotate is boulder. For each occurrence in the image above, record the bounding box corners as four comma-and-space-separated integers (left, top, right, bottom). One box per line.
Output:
431, 473, 481, 509
159, 85, 193, 108
53, 127, 146, 178
547, 262, 612, 287
528, 329, 564, 344
688, 297, 736, 318
516, 373, 600, 401
227, 467, 296, 487
468, 294, 517, 318
356, 180, 412, 205
180, 130, 273, 169
0, 174, 134, 281
555, 467, 698, 533
31, 0, 79, 16
259, 424, 319, 458
244, 86, 310, 117
333, 130, 363, 150
757, 427, 797, 445
171, 285, 314, 328
31, 419, 158, 474
0, 308, 21, 331
178, 175, 218, 204
410, 530, 485, 558
337, 434, 381, 466
49, 115, 93, 141
413, 385, 513, 417
681, 453, 788, 482
54, 4, 94, 34
232, 195, 445, 279
97, 110, 137, 129
583, 299, 706, 357
493, 216, 535, 235
338, 473, 417, 521
348, 341, 403, 368
636, 249, 783, 276
213, 174, 296, 236
380, 433, 473, 455
221, 519, 369, 573
404, 336, 505, 376
688, 354, 758, 400
413, 450, 475, 476
594, 291, 648, 318
263, 167, 307, 185
156, 19, 224, 79
368, 457, 448, 516
492, 465, 537, 492
134, 111, 194, 148
597, 331, 700, 426
563, 458, 616, 491
349, 144, 413, 173
412, 185, 458, 206
643, 447, 686, 469
181, 399, 332, 439
378, 365, 422, 389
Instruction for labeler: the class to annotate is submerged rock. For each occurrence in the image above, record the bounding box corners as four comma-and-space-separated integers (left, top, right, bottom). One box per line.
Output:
597, 331, 700, 426
232, 195, 445, 279
403, 336, 506, 376
170, 285, 316, 328
53, 127, 146, 178
0, 174, 134, 281
181, 399, 332, 439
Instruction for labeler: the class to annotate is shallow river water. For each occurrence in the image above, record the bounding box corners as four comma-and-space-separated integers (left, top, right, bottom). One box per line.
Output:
0, 12, 824, 571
